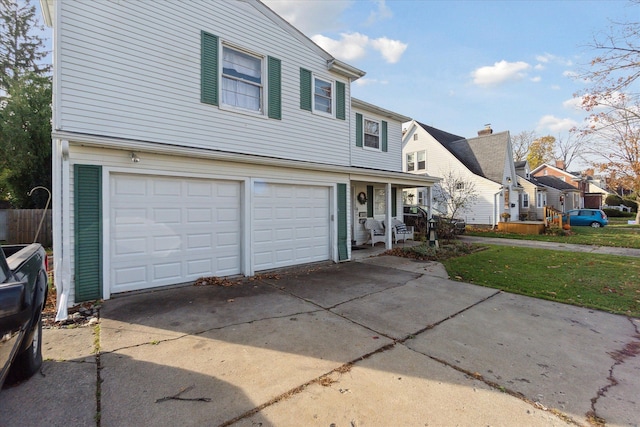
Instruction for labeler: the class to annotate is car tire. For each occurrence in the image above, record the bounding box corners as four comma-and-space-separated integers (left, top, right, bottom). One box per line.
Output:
8, 311, 43, 383
590, 222, 601, 228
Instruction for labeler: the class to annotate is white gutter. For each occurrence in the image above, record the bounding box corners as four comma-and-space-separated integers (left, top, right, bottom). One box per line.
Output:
55, 139, 70, 321
52, 131, 440, 187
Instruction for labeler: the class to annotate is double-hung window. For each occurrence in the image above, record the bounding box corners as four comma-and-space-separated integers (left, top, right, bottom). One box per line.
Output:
522, 193, 529, 208
364, 118, 380, 150
406, 153, 415, 172
221, 46, 263, 112
417, 151, 426, 170
313, 77, 333, 115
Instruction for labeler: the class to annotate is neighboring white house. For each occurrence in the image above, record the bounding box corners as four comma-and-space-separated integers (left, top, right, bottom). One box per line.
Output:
41, 0, 438, 319
515, 160, 547, 221
402, 122, 519, 225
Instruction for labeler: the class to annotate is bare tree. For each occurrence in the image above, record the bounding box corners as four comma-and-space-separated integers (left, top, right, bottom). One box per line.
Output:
554, 132, 586, 170
511, 130, 537, 162
572, 1, 640, 220
432, 171, 479, 221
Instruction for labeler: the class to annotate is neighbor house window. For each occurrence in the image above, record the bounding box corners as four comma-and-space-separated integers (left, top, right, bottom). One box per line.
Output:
221, 45, 263, 112
522, 193, 529, 208
406, 153, 415, 171
413, 133, 418, 141
417, 190, 424, 205
364, 118, 381, 150
456, 182, 465, 191
537, 192, 546, 208
313, 77, 333, 115
417, 151, 426, 170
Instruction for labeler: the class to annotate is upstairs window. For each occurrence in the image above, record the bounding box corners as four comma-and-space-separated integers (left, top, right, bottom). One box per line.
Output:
364, 118, 380, 150
522, 193, 529, 208
222, 46, 263, 112
413, 133, 418, 141
417, 151, 426, 170
406, 153, 415, 171
313, 77, 333, 115
200, 31, 281, 119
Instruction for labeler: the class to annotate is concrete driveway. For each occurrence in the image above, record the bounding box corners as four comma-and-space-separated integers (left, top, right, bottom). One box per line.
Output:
1, 255, 639, 426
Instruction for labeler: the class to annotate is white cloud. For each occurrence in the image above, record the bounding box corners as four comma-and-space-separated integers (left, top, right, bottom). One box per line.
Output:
537, 115, 578, 133
370, 37, 407, 64
534, 64, 545, 70
562, 97, 584, 111
366, 0, 393, 25
471, 60, 531, 86
312, 33, 369, 61
531, 76, 541, 83
262, 0, 352, 35
312, 32, 407, 64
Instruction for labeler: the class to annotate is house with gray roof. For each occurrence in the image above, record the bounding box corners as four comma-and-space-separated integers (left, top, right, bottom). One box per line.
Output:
402, 122, 519, 225
534, 175, 581, 213
515, 160, 547, 220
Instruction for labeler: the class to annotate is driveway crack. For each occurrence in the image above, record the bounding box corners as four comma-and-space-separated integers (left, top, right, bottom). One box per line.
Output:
587, 317, 640, 426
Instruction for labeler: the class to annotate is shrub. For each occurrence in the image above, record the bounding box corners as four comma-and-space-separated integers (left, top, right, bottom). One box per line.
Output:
603, 208, 635, 218
622, 199, 638, 212
385, 241, 475, 261
545, 225, 572, 236
605, 194, 623, 206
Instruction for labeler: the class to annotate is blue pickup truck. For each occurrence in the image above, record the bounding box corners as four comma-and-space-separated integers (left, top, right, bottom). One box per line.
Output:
0, 244, 48, 389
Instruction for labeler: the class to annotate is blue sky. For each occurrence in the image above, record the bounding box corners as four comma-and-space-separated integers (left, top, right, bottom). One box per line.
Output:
262, 0, 635, 145
34, 0, 634, 159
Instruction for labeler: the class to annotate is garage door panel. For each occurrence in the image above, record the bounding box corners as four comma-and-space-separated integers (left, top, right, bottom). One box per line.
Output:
110, 174, 241, 294
253, 183, 330, 271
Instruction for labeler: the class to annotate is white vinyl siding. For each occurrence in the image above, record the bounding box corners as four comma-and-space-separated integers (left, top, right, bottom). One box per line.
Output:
350, 109, 402, 171
57, 0, 350, 166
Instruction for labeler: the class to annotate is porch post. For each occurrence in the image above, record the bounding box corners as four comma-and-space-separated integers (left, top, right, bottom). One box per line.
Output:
386, 182, 392, 248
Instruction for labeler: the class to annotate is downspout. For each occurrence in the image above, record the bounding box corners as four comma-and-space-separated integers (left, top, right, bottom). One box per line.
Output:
493, 187, 504, 229
55, 140, 70, 321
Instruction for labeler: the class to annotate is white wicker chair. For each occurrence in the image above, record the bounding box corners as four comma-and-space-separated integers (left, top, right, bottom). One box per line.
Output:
391, 218, 414, 243
364, 219, 386, 247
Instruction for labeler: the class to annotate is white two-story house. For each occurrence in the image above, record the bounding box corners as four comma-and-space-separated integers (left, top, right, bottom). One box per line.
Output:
41, 0, 437, 319
402, 122, 519, 225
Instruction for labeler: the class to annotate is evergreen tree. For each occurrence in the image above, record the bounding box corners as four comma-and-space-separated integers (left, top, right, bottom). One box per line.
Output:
0, 0, 49, 92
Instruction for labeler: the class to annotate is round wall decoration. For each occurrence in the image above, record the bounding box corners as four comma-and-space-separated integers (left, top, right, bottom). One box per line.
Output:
357, 191, 367, 205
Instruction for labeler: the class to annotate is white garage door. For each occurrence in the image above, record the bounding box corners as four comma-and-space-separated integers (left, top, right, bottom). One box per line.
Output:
110, 174, 241, 294
253, 183, 330, 271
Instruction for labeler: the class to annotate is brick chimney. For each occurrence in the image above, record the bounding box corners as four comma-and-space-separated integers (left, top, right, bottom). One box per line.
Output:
584, 168, 594, 177
477, 124, 493, 136
555, 160, 565, 170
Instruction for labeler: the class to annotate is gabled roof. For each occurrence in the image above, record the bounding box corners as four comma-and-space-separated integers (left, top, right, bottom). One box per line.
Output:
530, 163, 581, 180
415, 122, 511, 184
535, 175, 580, 191
416, 122, 464, 145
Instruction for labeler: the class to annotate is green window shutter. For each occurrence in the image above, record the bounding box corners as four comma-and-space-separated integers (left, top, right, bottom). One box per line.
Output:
201, 31, 219, 105
382, 120, 388, 152
336, 81, 345, 120
337, 183, 348, 261
300, 68, 312, 111
366, 185, 374, 217
74, 164, 102, 302
392, 187, 397, 217
268, 56, 281, 120
356, 113, 363, 147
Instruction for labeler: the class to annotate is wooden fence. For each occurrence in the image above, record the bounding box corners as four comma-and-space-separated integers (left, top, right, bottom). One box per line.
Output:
0, 209, 53, 247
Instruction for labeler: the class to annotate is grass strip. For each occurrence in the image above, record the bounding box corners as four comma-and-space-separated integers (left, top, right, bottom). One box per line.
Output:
441, 245, 640, 318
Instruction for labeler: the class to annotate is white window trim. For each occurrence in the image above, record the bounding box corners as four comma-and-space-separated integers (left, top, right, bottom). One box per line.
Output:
219, 42, 266, 117
363, 116, 381, 151
416, 150, 427, 170
405, 152, 415, 172
312, 75, 335, 118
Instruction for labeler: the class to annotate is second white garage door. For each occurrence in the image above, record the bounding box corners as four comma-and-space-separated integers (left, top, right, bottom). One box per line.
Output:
253, 183, 330, 271
110, 174, 241, 294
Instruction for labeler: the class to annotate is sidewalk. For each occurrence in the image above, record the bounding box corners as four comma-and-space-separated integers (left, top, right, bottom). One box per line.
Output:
460, 234, 640, 257
1, 255, 638, 426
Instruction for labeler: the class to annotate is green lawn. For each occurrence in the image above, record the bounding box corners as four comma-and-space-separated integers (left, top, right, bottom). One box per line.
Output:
441, 245, 640, 317
466, 217, 640, 248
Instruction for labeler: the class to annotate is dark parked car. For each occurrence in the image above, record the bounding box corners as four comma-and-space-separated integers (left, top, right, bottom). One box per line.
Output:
403, 205, 466, 235
562, 209, 608, 228
1, 244, 48, 390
